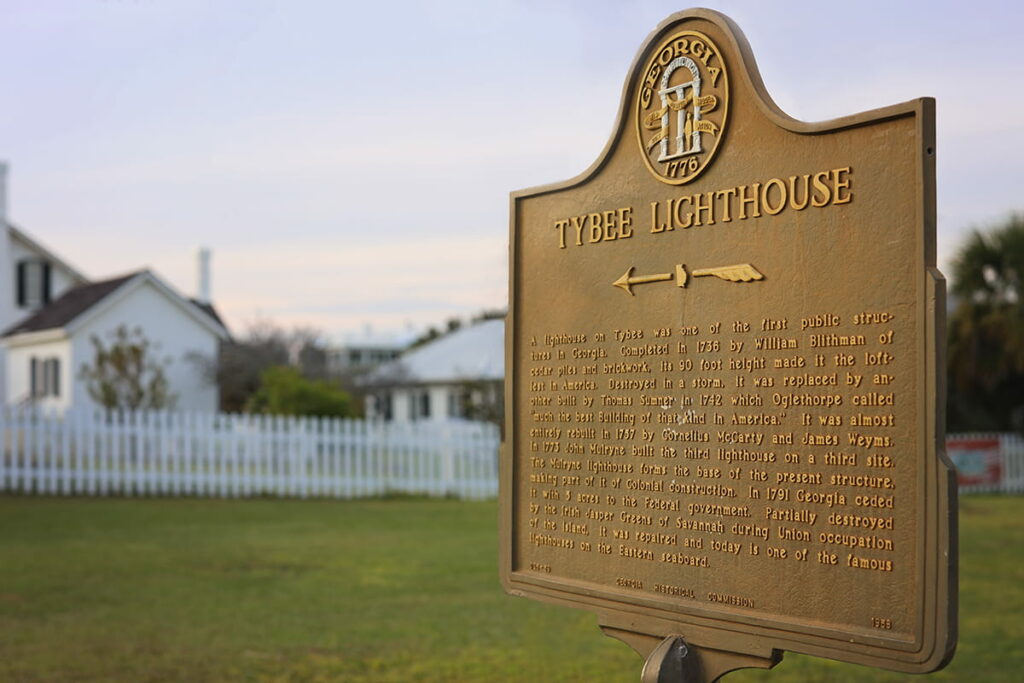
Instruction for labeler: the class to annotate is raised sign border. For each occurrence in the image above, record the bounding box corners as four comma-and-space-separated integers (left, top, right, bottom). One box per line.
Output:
501, 8, 956, 673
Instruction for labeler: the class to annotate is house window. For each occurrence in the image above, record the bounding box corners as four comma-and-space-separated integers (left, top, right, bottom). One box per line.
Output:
29, 356, 60, 399
409, 390, 431, 421
17, 260, 52, 310
373, 392, 393, 420
448, 388, 472, 419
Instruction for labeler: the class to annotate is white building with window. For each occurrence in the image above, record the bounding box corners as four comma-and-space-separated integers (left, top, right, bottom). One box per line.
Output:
0, 162, 229, 412
2, 270, 229, 411
0, 163, 89, 404
363, 318, 503, 424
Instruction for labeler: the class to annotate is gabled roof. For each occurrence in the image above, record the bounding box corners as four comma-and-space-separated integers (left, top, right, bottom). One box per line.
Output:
366, 318, 504, 386
190, 299, 226, 328
3, 272, 136, 336
2, 270, 229, 340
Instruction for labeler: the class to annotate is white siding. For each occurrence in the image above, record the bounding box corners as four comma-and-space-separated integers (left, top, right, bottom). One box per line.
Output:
430, 385, 450, 421
374, 384, 460, 424
71, 279, 220, 412
0, 165, 14, 334
9, 237, 80, 317
379, 387, 413, 424
5, 336, 73, 411
0, 223, 12, 334
0, 229, 85, 407
0, 224, 11, 407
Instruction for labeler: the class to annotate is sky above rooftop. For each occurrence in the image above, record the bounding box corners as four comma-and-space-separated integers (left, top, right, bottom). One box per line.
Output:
2, 0, 1021, 342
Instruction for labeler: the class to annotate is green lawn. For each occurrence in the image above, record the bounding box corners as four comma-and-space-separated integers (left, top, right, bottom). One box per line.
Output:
0, 495, 1019, 682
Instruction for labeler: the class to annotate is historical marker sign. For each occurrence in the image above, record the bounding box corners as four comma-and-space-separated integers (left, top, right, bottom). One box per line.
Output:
502, 9, 956, 675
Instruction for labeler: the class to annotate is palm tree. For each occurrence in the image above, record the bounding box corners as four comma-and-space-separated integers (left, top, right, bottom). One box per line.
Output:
947, 214, 1024, 431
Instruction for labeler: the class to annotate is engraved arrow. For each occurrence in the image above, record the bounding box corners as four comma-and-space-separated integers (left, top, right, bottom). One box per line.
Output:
614, 263, 764, 295
613, 266, 673, 296
681, 263, 765, 287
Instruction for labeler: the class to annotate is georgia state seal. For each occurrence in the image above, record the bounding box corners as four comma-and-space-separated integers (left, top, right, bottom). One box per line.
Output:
635, 30, 728, 185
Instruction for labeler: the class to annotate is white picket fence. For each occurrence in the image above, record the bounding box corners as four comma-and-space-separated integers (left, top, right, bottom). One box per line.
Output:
1, 409, 1019, 500
0, 408, 499, 499
948, 432, 1024, 494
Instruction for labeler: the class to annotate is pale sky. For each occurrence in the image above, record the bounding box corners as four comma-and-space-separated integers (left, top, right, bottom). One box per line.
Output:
2, 0, 1021, 343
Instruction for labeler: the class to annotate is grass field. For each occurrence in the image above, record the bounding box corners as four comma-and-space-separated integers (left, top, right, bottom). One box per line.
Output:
0, 495, 1020, 682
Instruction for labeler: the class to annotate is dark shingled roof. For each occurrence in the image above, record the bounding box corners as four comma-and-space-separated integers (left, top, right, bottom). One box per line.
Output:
2, 271, 229, 338
189, 299, 226, 329
3, 272, 140, 337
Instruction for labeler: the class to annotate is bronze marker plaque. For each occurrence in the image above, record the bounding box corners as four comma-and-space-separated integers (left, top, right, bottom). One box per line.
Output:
501, 9, 956, 674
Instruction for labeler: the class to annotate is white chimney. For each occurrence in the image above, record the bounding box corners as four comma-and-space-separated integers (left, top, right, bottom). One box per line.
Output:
197, 247, 211, 304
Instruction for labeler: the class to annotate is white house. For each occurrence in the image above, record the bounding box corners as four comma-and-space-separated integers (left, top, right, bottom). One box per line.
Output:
2, 270, 229, 412
0, 163, 90, 403
363, 318, 503, 423
0, 162, 230, 412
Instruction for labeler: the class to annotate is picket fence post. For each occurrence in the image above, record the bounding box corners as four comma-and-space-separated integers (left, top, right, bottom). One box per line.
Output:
440, 421, 455, 497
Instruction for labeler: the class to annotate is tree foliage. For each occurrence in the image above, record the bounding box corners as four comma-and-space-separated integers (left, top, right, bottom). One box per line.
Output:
245, 365, 355, 417
947, 214, 1024, 431
79, 325, 176, 410
455, 379, 504, 433
200, 321, 335, 413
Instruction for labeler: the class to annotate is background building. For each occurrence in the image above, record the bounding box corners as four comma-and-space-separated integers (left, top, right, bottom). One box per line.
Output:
3, 270, 229, 412
326, 335, 402, 376
363, 317, 503, 425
